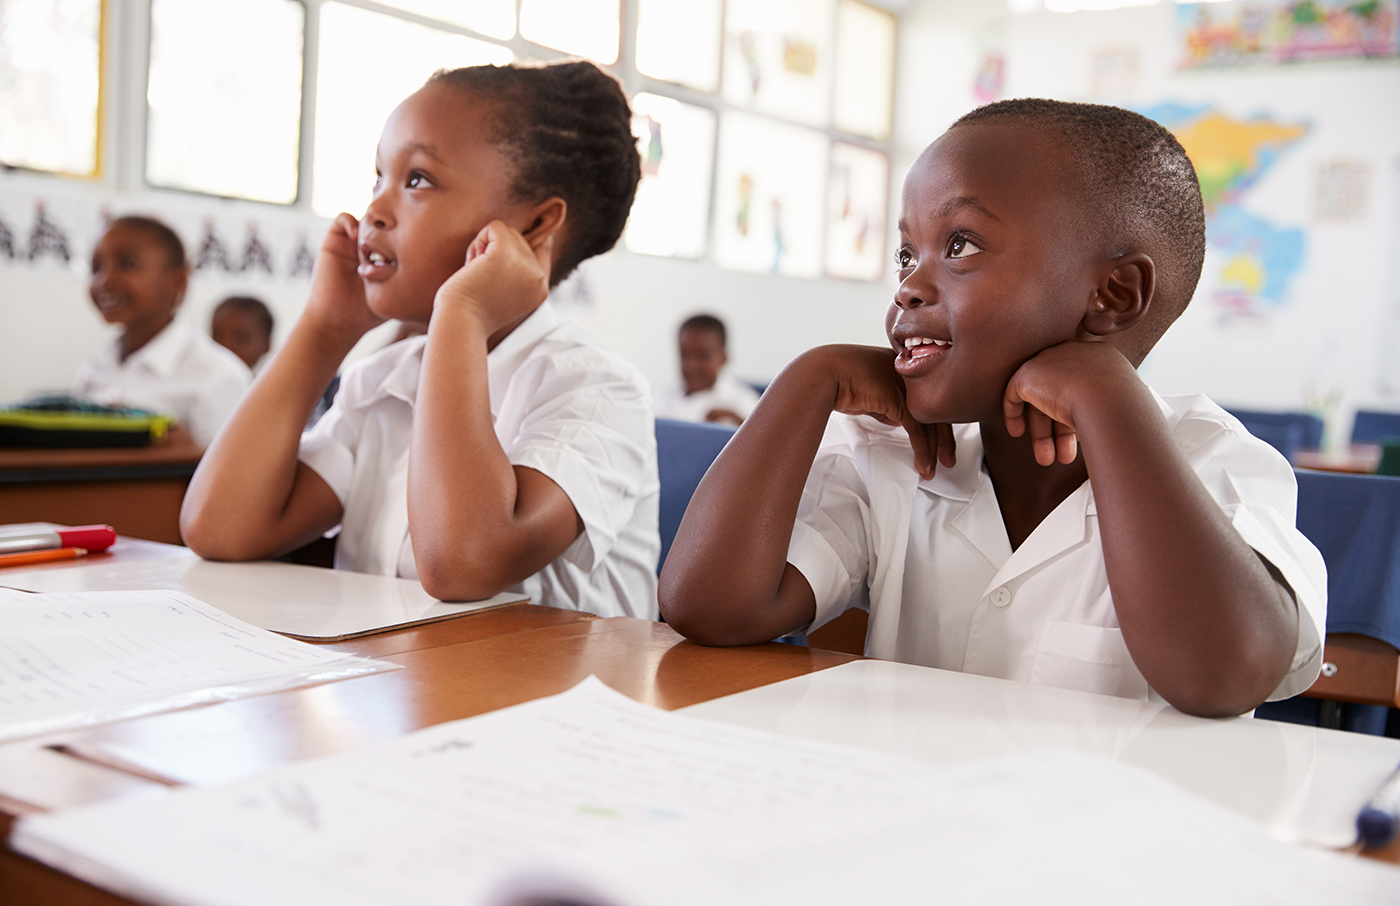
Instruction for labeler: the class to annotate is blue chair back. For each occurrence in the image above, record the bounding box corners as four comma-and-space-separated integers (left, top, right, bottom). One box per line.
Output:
655, 418, 736, 572
1350, 410, 1400, 445
1223, 409, 1324, 459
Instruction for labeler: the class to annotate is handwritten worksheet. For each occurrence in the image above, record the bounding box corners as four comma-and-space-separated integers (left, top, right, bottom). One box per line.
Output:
14, 677, 1399, 906
0, 588, 397, 742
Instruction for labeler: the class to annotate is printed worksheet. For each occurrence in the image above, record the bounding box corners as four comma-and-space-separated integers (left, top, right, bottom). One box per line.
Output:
0, 588, 397, 742
14, 677, 1400, 906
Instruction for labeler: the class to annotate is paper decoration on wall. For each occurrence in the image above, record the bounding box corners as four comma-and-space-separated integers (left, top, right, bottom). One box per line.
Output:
825, 142, 889, 282
1143, 102, 1310, 323
194, 221, 234, 272
1091, 45, 1141, 100
289, 236, 316, 278
1314, 159, 1371, 222
973, 51, 1005, 104
722, 0, 835, 128
832, 0, 897, 141
0, 215, 15, 259
240, 227, 274, 274
27, 205, 71, 263
624, 94, 716, 260
1178, 0, 1399, 69
712, 111, 827, 278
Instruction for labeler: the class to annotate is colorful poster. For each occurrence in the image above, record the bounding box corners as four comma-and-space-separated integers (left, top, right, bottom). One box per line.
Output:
1178, 0, 1399, 69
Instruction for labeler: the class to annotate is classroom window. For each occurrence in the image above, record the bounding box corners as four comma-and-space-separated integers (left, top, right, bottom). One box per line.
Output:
312, 1, 513, 218
831, 0, 895, 141
635, 0, 724, 93
519, 0, 619, 65
624, 94, 717, 260
374, 0, 517, 40
0, 0, 102, 177
145, 0, 305, 204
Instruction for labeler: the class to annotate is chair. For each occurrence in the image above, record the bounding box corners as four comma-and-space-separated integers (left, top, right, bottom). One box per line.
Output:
655, 418, 736, 572
1223, 408, 1324, 460
1351, 410, 1400, 445
1255, 470, 1400, 735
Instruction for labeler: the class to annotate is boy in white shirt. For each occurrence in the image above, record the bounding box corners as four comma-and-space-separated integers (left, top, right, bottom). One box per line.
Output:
75, 216, 251, 446
660, 100, 1326, 717
181, 62, 658, 619
653, 314, 761, 426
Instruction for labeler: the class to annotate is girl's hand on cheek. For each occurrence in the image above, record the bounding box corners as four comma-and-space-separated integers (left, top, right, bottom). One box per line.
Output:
305, 213, 385, 339
435, 220, 552, 337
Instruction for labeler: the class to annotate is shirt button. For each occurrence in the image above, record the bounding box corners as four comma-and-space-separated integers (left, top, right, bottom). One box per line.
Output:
990, 586, 1012, 607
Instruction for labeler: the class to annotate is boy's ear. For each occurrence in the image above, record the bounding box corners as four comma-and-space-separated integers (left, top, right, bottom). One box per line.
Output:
1082, 252, 1154, 337
520, 197, 568, 251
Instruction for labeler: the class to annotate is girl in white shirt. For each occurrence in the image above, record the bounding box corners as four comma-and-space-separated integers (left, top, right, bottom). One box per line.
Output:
181, 62, 659, 620
75, 217, 251, 446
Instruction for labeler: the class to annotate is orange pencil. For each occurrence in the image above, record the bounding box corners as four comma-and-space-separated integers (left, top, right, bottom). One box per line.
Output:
0, 546, 89, 568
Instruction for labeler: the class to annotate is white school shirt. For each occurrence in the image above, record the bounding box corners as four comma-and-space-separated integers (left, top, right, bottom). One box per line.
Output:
653, 372, 761, 424
298, 301, 660, 620
786, 392, 1327, 703
73, 319, 252, 447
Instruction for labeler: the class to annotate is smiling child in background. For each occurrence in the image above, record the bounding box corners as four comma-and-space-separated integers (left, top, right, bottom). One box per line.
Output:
660, 99, 1326, 718
211, 296, 275, 372
181, 61, 658, 619
653, 314, 761, 426
75, 216, 251, 446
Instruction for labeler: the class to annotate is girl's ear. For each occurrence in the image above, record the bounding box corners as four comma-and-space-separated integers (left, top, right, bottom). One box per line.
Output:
520, 197, 568, 251
1082, 252, 1153, 337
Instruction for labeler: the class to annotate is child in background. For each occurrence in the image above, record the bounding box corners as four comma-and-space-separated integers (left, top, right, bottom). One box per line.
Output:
75, 216, 251, 446
181, 61, 659, 620
660, 99, 1326, 718
211, 296, 274, 372
653, 314, 761, 426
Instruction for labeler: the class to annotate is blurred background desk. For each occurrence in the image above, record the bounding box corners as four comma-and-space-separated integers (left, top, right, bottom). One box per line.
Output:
0, 426, 202, 545
1293, 444, 1382, 475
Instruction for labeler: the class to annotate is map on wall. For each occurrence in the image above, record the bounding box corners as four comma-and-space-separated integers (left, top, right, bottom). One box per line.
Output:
1142, 103, 1310, 322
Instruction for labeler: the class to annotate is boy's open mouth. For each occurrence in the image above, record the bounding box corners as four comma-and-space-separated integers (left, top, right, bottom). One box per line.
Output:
894, 335, 952, 374
358, 248, 398, 280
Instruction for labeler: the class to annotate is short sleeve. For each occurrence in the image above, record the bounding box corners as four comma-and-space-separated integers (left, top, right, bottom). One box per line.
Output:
785, 443, 873, 633
298, 388, 358, 506
1175, 402, 1327, 701
501, 349, 655, 573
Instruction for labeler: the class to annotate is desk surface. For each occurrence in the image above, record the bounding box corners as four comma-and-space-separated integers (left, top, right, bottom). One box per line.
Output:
0, 424, 203, 477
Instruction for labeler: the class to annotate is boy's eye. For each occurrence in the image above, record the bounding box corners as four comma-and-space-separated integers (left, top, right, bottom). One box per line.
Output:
947, 234, 982, 259
894, 247, 914, 269
406, 171, 433, 189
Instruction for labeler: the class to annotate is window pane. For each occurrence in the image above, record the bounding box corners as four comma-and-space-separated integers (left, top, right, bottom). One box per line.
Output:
146, 0, 304, 204
712, 111, 828, 278
832, 0, 895, 141
313, 2, 513, 219
825, 142, 888, 281
636, 0, 722, 93
624, 94, 716, 260
374, 0, 516, 40
0, 0, 101, 176
721, 0, 835, 127
520, 0, 618, 64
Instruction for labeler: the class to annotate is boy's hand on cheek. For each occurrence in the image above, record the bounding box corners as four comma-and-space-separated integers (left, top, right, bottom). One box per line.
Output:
435, 220, 552, 337
815, 345, 955, 479
306, 213, 385, 340
1003, 341, 1139, 466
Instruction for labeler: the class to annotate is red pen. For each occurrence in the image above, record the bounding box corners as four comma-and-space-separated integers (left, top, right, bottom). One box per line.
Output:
0, 525, 116, 556
0, 546, 89, 568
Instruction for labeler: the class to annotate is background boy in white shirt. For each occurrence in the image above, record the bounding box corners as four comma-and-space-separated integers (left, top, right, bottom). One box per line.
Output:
75, 216, 251, 446
660, 99, 1326, 717
181, 62, 658, 620
653, 314, 761, 426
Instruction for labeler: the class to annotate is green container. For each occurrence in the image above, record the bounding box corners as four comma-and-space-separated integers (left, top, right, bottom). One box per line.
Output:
1378, 437, 1400, 477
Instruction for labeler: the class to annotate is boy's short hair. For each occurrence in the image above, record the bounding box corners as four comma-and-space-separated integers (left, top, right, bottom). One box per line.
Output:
214, 295, 274, 337
110, 215, 187, 270
427, 60, 641, 288
680, 313, 726, 347
952, 99, 1205, 343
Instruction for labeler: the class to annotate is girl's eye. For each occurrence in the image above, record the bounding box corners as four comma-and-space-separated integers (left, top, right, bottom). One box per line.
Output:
948, 234, 982, 259
895, 248, 914, 269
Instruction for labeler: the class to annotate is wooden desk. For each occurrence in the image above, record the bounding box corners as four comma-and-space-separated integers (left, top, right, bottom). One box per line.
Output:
1292, 444, 1382, 474
0, 426, 202, 545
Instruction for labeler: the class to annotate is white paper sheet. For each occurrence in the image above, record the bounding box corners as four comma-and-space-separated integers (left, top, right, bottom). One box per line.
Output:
0, 588, 398, 742
12, 677, 1399, 906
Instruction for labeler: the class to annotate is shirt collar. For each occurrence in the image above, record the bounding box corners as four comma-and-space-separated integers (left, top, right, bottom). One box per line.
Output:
122, 319, 195, 379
